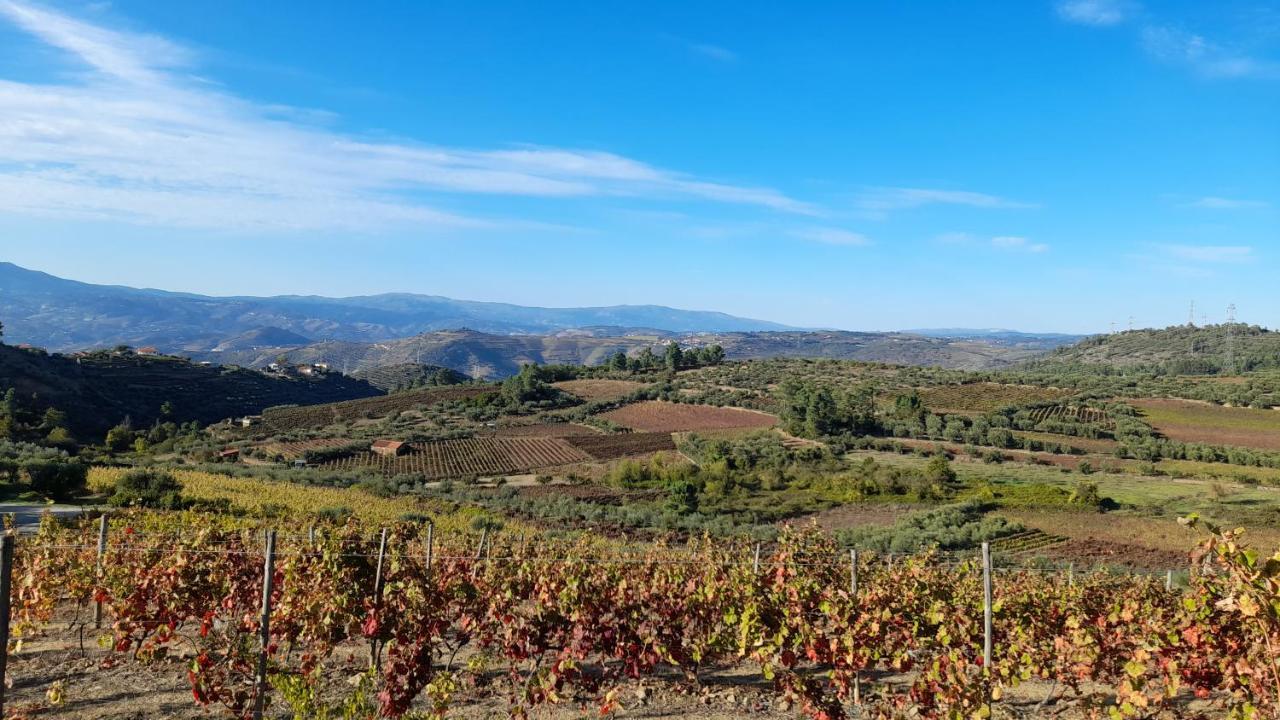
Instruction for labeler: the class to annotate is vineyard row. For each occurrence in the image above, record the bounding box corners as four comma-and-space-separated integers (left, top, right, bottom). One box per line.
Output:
3, 512, 1276, 719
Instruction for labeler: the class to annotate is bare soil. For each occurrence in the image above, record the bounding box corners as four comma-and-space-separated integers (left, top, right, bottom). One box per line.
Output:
600, 401, 777, 434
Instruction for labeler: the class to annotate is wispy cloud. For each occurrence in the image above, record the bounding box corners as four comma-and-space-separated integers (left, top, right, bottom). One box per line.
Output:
934, 232, 1048, 253
688, 42, 737, 63
790, 227, 871, 246
1184, 196, 1271, 210
855, 187, 1037, 217
1160, 244, 1254, 263
1056, 2, 1279, 80
991, 236, 1049, 253
0, 1, 812, 232
1141, 25, 1277, 79
1056, 0, 1132, 27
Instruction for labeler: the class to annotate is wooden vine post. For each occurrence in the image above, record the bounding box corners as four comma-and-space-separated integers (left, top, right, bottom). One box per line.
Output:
94, 514, 108, 629
850, 548, 860, 705
371, 527, 389, 668
253, 530, 277, 720
425, 522, 434, 571
0, 533, 14, 719
982, 542, 994, 672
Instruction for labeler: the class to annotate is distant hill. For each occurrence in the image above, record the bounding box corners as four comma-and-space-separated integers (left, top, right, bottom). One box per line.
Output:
212, 326, 313, 352
0, 262, 793, 351
351, 363, 470, 392
205, 330, 662, 379
905, 328, 1083, 343
201, 328, 1069, 379
1023, 324, 1280, 374
0, 344, 380, 439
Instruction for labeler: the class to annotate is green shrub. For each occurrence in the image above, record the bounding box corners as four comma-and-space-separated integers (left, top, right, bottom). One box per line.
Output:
108, 469, 184, 510
314, 506, 353, 523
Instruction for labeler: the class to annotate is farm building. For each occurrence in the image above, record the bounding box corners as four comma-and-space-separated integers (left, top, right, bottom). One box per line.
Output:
218, 448, 240, 462
136, 346, 159, 356
371, 439, 408, 457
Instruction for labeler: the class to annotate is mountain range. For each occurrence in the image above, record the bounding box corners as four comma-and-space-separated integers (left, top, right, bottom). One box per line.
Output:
0, 262, 1082, 376
0, 262, 793, 350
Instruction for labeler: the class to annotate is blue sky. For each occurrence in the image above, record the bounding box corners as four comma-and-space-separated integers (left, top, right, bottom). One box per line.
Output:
0, 0, 1277, 333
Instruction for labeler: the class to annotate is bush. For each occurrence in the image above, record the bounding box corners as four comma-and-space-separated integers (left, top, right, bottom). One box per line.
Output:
108, 469, 184, 510
314, 506, 354, 523
20, 458, 87, 497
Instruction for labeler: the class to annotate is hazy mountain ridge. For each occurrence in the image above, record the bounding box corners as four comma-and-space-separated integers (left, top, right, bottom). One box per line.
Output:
201, 328, 1075, 379
0, 262, 794, 350
0, 263, 1082, 378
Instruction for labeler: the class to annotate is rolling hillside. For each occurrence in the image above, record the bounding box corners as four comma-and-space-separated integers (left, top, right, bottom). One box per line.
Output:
201, 328, 1074, 379
1024, 324, 1280, 374
0, 344, 380, 439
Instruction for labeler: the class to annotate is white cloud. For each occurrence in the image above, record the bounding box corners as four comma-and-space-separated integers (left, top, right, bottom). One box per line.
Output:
855, 187, 1037, 215
1161, 244, 1253, 263
934, 231, 975, 245
0, 1, 813, 232
1057, 0, 1131, 26
790, 227, 871, 246
688, 42, 737, 63
1141, 25, 1279, 79
991, 236, 1049, 253
1185, 197, 1271, 210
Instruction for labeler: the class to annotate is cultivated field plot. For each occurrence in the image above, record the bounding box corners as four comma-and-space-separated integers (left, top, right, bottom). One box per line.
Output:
486, 423, 602, 438
251, 437, 354, 460
552, 378, 648, 401
317, 437, 590, 478
1011, 430, 1119, 454
564, 432, 677, 460
262, 385, 493, 431
1027, 404, 1112, 428
599, 401, 777, 433
1132, 398, 1280, 450
917, 383, 1071, 413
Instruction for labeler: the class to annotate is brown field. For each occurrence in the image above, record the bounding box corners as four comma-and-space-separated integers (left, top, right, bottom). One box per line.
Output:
262, 385, 494, 430
318, 436, 590, 478
1132, 398, 1280, 450
252, 437, 354, 460
599, 401, 777, 433
486, 422, 602, 438
564, 432, 677, 460
1000, 510, 1212, 570
916, 383, 1071, 413
552, 378, 648, 401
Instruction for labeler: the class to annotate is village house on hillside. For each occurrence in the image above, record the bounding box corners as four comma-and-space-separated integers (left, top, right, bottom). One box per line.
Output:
371, 439, 407, 457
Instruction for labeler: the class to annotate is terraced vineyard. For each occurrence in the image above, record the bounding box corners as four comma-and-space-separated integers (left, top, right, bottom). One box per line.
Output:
317, 436, 590, 478
552, 378, 648, 401
251, 437, 356, 460
1027, 404, 1112, 428
484, 422, 601, 438
262, 385, 494, 431
917, 382, 1072, 413
564, 431, 677, 460
989, 528, 1068, 557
